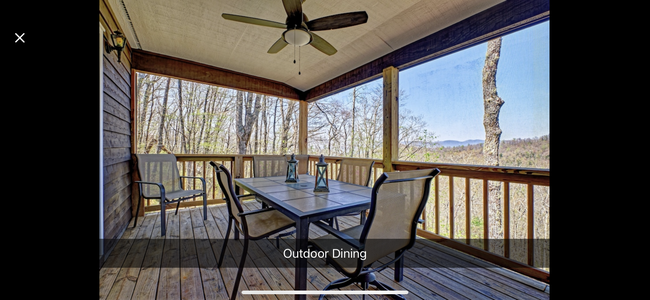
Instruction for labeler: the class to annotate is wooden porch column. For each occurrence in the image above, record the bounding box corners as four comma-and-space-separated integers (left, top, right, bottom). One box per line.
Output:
299, 100, 308, 155
382, 66, 399, 172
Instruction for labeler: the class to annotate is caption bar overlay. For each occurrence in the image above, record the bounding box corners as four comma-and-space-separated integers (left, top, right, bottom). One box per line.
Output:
243, 291, 408, 295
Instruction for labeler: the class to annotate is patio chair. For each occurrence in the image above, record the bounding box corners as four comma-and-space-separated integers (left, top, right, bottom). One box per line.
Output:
332, 158, 375, 229
133, 154, 207, 236
252, 155, 288, 177
210, 162, 296, 300
252, 155, 298, 245
286, 154, 310, 175
309, 168, 440, 300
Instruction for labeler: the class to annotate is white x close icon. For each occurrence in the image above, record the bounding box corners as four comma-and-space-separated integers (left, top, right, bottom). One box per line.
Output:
15, 33, 25, 43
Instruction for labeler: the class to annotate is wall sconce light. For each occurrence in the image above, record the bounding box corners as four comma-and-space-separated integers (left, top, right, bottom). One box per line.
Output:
105, 30, 126, 63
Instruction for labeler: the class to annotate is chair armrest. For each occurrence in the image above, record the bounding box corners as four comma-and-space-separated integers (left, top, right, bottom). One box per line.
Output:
236, 194, 257, 199
238, 207, 276, 217
135, 181, 165, 199
313, 221, 362, 249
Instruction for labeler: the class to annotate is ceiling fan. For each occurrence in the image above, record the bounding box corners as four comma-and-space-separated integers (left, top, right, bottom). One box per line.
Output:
222, 0, 368, 56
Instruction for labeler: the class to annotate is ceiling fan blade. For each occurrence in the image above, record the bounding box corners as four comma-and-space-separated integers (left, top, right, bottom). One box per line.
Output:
306, 11, 368, 31
222, 14, 286, 29
268, 37, 289, 54
282, 0, 303, 19
309, 32, 337, 56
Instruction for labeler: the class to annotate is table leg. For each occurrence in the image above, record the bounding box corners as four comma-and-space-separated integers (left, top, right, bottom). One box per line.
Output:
394, 249, 404, 282
294, 218, 309, 300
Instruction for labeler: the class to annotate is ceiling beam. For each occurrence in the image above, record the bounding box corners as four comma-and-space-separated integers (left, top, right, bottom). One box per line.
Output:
131, 49, 304, 101
302, 0, 550, 102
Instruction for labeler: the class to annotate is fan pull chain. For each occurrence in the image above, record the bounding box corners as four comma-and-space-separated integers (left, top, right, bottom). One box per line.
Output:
299, 46, 301, 75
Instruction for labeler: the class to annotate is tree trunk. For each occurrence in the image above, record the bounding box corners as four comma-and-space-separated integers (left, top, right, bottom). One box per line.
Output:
236, 91, 263, 154
272, 98, 279, 154
156, 77, 171, 154
483, 37, 504, 166
350, 87, 356, 157
198, 87, 210, 154
137, 74, 152, 148
281, 100, 296, 153
482, 37, 505, 247
177, 79, 188, 153
262, 96, 268, 154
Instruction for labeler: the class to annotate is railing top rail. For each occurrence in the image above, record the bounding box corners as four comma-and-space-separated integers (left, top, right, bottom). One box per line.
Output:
395, 160, 549, 176
171, 154, 548, 186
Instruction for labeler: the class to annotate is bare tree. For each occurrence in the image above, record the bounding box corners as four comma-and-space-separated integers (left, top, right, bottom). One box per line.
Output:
483, 37, 505, 166
482, 37, 505, 246
235, 91, 263, 154
197, 86, 210, 153
156, 77, 171, 154
177, 79, 188, 153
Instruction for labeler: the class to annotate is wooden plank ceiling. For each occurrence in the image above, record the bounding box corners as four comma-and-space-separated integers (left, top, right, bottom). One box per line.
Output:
110, 0, 549, 101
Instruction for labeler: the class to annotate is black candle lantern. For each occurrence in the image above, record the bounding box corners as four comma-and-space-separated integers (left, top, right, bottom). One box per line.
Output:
286, 153, 299, 182
314, 154, 329, 192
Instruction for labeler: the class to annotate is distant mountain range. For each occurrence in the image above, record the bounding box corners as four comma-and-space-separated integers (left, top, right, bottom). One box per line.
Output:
407, 139, 485, 148
438, 139, 484, 148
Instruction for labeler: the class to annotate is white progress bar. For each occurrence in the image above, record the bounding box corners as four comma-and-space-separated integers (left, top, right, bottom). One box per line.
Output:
242, 290, 408, 295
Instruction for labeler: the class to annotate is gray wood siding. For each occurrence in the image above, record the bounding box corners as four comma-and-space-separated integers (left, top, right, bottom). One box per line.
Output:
102, 39, 132, 253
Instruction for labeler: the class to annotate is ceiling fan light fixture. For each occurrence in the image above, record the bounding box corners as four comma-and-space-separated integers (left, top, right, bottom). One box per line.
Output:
283, 29, 311, 46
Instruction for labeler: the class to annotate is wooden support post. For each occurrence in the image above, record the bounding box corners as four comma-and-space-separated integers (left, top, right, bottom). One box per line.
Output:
382, 66, 399, 172
234, 155, 244, 179
299, 100, 308, 155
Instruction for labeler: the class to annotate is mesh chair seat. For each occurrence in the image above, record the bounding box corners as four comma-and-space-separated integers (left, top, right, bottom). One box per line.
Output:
163, 189, 205, 201
310, 225, 364, 274
245, 210, 295, 239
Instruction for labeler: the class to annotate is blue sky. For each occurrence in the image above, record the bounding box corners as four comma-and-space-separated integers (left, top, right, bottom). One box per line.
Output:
397, 21, 550, 141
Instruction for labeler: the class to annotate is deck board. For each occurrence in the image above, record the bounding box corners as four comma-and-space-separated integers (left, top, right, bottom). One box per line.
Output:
100, 202, 549, 299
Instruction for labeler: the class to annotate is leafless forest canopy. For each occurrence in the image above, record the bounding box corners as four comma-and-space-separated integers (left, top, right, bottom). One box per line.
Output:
135, 73, 549, 169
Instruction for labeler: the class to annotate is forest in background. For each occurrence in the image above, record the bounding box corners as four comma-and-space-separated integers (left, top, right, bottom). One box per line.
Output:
136, 73, 548, 169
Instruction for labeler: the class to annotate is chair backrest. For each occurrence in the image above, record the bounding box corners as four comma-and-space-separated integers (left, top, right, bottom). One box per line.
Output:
337, 158, 375, 187
286, 154, 309, 174
360, 168, 440, 266
252, 155, 288, 177
135, 154, 182, 198
210, 162, 244, 226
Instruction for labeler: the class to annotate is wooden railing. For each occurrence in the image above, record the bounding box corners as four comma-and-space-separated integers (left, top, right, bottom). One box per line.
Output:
137, 154, 550, 283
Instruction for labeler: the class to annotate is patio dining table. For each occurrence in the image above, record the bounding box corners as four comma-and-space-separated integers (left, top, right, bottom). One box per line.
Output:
234, 174, 404, 300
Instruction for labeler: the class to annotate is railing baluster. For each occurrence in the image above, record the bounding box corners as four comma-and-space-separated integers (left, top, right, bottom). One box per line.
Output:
182, 161, 186, 189
465, 177, 471, 244
503, 182, 510, 258
192, 161, 196, 190
527, 183, 534, 266
434, 175, 439, 235
449, 176, 454, 239
483, 179, 489, 251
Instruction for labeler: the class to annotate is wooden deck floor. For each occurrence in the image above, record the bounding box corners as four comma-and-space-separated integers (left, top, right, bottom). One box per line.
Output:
100, 201, 550, 300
